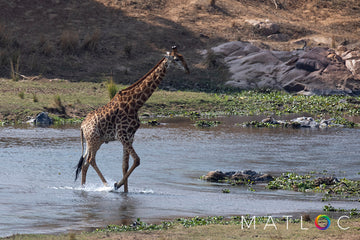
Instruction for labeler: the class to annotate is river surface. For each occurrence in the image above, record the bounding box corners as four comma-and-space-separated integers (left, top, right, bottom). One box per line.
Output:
0, 117, 359, 236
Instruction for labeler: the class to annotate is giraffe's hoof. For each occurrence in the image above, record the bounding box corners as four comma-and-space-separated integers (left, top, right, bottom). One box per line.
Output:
114, 182, 119, 190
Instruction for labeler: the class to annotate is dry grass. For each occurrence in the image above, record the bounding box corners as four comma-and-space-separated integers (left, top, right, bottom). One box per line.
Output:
0, 0, 359, 87
82, 29, 101, 52
59, 30, 79, 54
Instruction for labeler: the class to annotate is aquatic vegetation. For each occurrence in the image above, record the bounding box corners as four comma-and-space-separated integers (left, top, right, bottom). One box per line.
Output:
51, 115, 83, 125
95, 215, 299, 233
267, 172, 360, 201
332, 117, 357, 128
96, 217, 230, 233
185, 111, 201, 119
210, 90, 360, 119
222, 188, 230, 193
146, 119, 160, 126
96, 218, 174, 232
195, 120, 221, 128
267, 172, 315, 191
242, 120, 301, 128
323, 204, 359, 216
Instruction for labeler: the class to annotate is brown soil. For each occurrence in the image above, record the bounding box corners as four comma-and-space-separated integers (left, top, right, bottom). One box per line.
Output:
0, 0, 360, 90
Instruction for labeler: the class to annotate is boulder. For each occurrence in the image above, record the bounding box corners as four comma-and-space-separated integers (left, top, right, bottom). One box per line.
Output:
230, 172, 250, 181
254, 21, 280, 36
255, 174, 274, 182
203, 170, 274, 183
313, 177, 337, 186
291, 117, 319, 128
209, 41, 360, 95
246, 19, 280, 36
267, 33, 289, 42
34, 112, 53, 127
203, 171, 226, 182
340, 48, 360, 79
261, 116, 279, 124
295, 48, 330, 71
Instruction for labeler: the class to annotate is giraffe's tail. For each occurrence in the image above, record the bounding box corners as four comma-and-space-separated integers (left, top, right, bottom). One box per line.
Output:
75, 128, 86, 181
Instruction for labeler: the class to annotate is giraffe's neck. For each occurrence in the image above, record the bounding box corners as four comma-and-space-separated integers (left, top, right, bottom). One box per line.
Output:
118, 57, 169, 113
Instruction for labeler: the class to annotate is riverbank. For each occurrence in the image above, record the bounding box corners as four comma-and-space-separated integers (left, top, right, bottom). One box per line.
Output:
4, 216, 360, 240
1, 78, 360, 126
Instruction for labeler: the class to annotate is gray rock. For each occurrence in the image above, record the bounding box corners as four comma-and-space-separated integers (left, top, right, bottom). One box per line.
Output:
291, 117, 319, 128
255, 174, 274, 182
203, 171, 226, 182
34, 112, 53, 127
210, 41, 360, 95
203, 170, 274, 183
254, 21, 280, 36
267, 33, 289, 42
261, 116, 279, 124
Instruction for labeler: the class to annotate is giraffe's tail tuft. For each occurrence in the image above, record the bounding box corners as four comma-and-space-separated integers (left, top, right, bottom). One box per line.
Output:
75, 128, 86, 182
75, 155, 84, 181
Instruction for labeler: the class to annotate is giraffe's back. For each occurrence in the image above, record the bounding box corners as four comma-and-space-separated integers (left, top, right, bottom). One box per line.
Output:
81, 102, 140, 144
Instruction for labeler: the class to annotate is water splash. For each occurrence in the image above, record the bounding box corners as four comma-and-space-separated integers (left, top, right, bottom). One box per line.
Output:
50, 185, 154, 194
49, 185, 112, 192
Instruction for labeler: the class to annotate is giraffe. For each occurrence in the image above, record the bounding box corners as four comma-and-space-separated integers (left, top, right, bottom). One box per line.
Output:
75, 46, 189, 192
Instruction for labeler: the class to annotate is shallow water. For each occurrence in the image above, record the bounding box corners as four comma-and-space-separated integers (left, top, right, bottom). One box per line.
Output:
0, 118, 360, 236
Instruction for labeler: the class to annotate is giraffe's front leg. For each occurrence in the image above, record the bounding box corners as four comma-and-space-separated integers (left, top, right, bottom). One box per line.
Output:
122, 148, 130, 192
114, 144, 140, 191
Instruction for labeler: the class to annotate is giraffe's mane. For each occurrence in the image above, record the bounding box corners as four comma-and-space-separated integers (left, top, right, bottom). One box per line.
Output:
120, 57, 166, 93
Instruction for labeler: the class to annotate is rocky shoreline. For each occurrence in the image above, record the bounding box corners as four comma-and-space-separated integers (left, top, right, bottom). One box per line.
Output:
207, 41, 360, 96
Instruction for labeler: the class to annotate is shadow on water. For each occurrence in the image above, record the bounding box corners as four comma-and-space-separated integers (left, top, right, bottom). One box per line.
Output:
73, 189, 139, 227
0, 117, 359, 236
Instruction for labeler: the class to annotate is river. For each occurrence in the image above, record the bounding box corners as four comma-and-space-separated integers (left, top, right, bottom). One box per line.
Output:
0, 117, 359, 236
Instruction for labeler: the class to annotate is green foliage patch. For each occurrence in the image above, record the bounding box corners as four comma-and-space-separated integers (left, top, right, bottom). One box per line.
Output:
267, 172, 360, 201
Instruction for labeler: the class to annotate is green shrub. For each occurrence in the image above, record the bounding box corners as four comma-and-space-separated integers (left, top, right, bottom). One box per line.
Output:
18, 91, 24, 99
107, 78, 118, 99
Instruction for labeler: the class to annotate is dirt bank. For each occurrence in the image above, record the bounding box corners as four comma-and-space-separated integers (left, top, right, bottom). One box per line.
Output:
1, 0, 360, 91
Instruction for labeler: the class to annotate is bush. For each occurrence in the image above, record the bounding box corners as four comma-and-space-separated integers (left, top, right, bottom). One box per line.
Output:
60, 30, 79, 54
107, 77, 118, 99
18, 91, 24, 99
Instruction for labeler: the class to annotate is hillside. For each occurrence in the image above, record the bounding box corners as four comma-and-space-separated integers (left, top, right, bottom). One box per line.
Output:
0, 0, 360, 91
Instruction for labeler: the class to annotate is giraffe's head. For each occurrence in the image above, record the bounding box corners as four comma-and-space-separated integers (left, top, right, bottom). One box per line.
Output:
166, 46, 190, 74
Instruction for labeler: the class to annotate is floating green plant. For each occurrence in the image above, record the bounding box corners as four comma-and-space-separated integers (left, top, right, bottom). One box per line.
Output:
195, 120, 221, 128
323, 204, 359, 216
95, 215, 296, 233
222, 188, 230, 193
267, 172, 360, 201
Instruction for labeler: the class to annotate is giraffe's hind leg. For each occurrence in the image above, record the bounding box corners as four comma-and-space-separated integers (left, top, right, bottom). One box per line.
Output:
91, 160, 108, 187
81, 159, 90, 186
